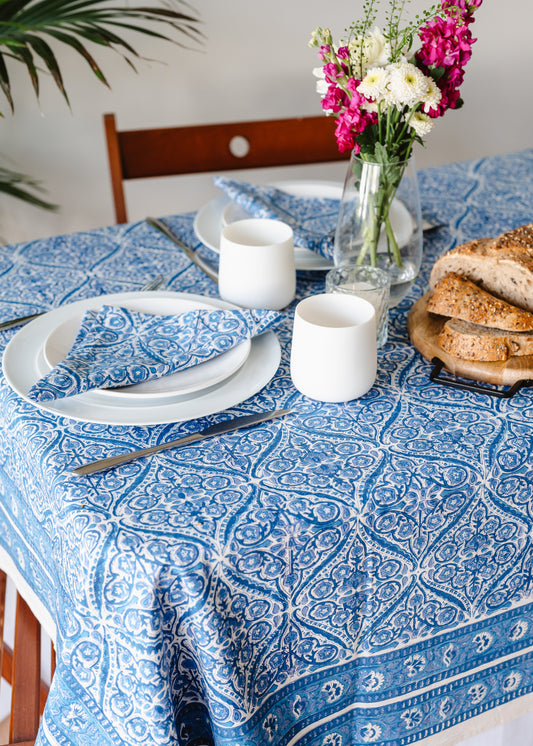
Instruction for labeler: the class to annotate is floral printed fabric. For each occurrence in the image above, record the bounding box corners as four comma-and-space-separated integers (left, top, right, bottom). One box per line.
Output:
214, 176, 338, 259
28, 305, 281, 401
0, 150, 532, 746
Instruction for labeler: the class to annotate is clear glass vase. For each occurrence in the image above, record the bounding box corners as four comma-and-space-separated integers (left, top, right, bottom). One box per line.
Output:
333, 153, 423, 307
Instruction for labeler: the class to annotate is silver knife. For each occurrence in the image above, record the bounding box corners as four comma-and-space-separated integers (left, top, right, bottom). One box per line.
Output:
71, 408, 292, 476
147, 217, 219, 284
0, 275, 167, 332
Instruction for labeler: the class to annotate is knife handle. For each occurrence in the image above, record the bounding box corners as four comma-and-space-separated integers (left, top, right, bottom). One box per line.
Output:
72, 408, 292, 476
0, 312, 43, 330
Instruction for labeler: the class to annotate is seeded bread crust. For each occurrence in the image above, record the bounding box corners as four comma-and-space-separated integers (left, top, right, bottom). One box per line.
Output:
438, 319, 533, 362
427, 272, 533, 331
495, 223, 533, 250
429, 226, 533, 312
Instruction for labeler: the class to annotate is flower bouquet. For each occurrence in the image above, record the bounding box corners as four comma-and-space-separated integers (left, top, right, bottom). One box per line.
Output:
310, 0, 482, 293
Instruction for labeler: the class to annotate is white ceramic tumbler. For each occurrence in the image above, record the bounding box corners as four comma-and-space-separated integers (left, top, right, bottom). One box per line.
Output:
290, 293, 377, 402
219, 218, 296, 310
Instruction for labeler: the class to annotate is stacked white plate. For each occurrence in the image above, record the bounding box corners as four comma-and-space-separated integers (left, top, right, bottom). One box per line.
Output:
2, 291, 281, 425
194, 180, 342, 271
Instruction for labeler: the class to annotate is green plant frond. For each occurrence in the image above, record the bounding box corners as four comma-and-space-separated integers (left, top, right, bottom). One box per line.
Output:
0, 1, 201, 111
0, 166, 58, 210
45, 26, 108, 84
0, 50, 13, 110
10, 40, 39, 97
0, 0, 202, 206
26, 33, 68, 100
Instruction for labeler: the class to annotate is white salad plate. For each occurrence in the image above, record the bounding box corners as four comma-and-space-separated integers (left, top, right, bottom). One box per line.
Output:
194, 180, 342, 271
42, 295, 251, 401
2, 291, 281, 426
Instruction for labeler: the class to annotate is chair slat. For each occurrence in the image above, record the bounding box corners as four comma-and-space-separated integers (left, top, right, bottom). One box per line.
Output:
0, 569, 6, 689
9, 593, 41, 743
104, 113, 348, 223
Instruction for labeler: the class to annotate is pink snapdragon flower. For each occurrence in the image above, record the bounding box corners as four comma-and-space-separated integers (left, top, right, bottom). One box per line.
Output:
322, 83, 350, 114
337, 45, 350, 60
415, 0, 482, 118
334, 82, 376, 153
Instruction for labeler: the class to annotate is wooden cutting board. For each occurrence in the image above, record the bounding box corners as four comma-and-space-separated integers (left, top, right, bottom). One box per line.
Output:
407, 292, 533, 386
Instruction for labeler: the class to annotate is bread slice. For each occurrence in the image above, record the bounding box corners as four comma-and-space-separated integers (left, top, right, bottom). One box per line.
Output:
427, 272, 533, 331
429, 229, 533, 312
438, 318, 533, 361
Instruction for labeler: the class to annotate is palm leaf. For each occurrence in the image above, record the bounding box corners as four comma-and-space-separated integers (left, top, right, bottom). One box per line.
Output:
27, 34, 67, 102
0, 0, 201, 211
0, 48, 13, 110
0, 166, 58, 210
45, 26, 108, 84
0, 0, 202, 112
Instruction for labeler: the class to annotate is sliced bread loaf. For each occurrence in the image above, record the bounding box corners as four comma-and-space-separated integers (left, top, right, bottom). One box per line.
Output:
427, 272, 533, 331
438, 318, 533, 362
429, 227, 533, 312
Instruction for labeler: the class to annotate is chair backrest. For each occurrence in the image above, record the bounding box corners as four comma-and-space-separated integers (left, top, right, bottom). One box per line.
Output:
103, 112, 348, 224
1, 569, 54, 745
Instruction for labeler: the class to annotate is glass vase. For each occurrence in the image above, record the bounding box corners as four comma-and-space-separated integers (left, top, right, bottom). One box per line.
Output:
333, 153, 423, 307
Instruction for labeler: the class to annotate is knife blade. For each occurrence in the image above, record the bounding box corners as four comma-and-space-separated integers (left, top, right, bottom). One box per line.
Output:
146, 217, 219, 284
71, 408, 292, 476
0, 275, 167, 332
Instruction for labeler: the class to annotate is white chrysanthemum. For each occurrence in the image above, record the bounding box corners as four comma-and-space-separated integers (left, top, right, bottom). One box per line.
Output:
312, 66, 329, 97
410, 111, 434, 137
422, 78, 442, 113
349, 27, 391, 75
358, 67, 389, 101
386, 62, 429, 108
363, 100, 379, 114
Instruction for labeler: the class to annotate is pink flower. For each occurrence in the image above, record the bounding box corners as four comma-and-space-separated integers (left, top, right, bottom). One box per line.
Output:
322, 76, 377, 151
415, 0, 482, 118
337, 45, 350, 60
335, 115, 358, 152
322, 83, 350, 113
323, 62, 341, 81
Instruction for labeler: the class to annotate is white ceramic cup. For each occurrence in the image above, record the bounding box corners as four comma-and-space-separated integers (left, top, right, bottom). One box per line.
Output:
219, 218, 296, 310
290, 293, 377, 402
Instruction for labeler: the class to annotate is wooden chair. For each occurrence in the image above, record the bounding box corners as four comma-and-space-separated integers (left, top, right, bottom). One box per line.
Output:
103, 112, 348, 224
0, 570, 54, 746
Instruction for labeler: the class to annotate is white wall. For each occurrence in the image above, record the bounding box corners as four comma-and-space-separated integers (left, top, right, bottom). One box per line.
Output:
0, 0, 531, 246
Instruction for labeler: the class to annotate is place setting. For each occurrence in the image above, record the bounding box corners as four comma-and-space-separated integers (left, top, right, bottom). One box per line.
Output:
0, 185, 398, 435
191, 175, 424, 275
1, 288, 282, 427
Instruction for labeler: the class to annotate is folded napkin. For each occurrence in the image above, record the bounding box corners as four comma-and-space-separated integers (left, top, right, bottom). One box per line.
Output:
28, 305, 281, 402
214, 176, 338, 260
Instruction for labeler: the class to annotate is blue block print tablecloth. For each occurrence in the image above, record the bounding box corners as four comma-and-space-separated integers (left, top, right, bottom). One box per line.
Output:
0, 149, 532, 746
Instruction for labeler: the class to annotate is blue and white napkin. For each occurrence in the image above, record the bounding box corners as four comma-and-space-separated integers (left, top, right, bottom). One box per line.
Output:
28, 305, 281, 402
214, 176, 338, 260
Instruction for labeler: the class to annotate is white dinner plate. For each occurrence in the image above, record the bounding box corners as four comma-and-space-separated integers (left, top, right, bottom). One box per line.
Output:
2, 291, 281, 426
41, 296, 251, 401
194, 180, 341, 271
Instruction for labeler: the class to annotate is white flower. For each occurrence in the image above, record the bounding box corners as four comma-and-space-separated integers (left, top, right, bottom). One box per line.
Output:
410, 111, 434, 137
313, 67, 329, 97
422, 78, 442, 112
386, 62, 429, 108
363, 100, 379, 114
349, 27, 391, 75
358, 67, 389, 101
